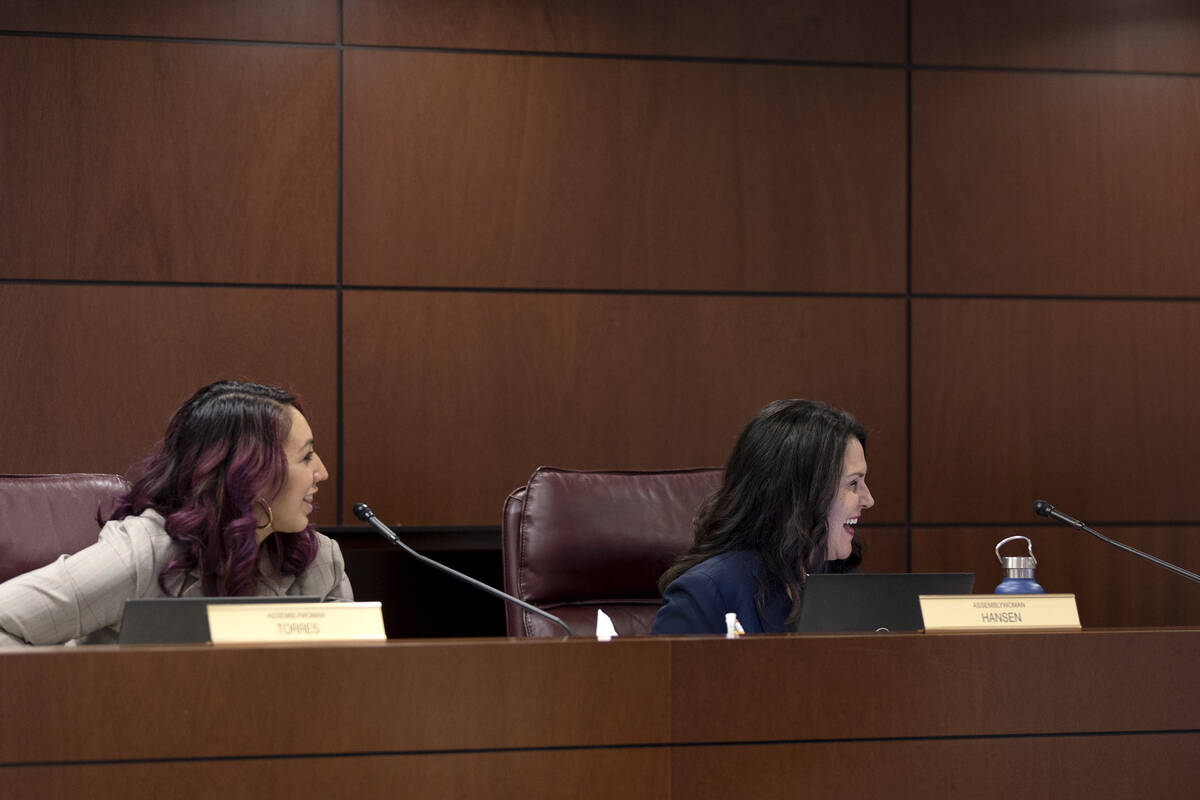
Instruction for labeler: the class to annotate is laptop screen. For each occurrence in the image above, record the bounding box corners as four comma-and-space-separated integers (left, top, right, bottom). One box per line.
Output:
794, 572, 974, 633
118, 595, 323, 644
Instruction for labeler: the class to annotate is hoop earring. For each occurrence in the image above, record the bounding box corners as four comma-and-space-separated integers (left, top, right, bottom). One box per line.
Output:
255, 498, 274, 530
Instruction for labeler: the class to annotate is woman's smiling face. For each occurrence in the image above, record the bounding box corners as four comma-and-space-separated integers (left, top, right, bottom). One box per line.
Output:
260, 406, 327, 539
824, 436, 874, 561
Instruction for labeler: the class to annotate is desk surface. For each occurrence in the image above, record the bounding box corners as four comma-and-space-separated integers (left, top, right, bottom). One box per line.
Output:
3, 629, 1198, 799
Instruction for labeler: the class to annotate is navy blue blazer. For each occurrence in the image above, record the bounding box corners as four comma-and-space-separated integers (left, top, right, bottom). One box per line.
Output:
651, 551, 790, 635
651, 545, 863, 635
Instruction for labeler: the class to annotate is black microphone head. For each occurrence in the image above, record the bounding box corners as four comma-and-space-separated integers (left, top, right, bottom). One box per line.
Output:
1033, 500, 1054, 518
353, 502, 374, 522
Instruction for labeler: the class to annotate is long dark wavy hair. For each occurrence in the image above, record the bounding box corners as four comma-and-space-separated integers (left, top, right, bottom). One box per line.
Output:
108, 380, 319, 596
658, 398, 866, 624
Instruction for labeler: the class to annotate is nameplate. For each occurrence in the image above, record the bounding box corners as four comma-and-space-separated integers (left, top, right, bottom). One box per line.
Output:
207, 602, 386, 644
919, 594, 1081, 632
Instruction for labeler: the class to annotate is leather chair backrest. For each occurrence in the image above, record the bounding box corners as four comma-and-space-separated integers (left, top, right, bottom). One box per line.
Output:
0, 473, 129, 583
502, 466, 722, 637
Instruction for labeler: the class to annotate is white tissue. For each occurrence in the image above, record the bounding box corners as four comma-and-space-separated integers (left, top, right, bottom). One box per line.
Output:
596, 609, 618, 641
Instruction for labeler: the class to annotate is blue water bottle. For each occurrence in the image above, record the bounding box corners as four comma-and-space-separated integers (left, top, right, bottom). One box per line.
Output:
994, 535, 1045, 594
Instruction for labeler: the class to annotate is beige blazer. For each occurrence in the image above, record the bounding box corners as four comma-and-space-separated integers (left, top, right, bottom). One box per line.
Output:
0, 509, 353, 646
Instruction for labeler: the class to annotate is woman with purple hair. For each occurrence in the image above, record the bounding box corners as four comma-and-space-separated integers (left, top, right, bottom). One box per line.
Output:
0, 380, 352, 646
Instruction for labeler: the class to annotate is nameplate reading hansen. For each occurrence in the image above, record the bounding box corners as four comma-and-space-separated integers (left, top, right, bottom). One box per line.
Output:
207, 602, 386, 644
919, 594, 1081, 633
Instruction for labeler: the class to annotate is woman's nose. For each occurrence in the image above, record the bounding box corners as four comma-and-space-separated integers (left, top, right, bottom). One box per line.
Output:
861, 483, 875, 509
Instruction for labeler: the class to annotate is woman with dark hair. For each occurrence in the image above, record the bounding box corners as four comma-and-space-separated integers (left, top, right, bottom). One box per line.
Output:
652, 398, 874, 635
0, 380, 352, 646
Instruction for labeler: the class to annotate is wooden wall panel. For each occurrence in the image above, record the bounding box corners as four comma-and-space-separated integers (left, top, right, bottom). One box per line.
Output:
0, 1, 338, 42
858, 525, 909, 574
911, 299, 1200, 524
0, 285, 338, 527
671, 735, 1200, 799
342, 292, 906, 526
912, 527, 1200, 628
344, 0, 906, 62
912, 70, 1200, 296
343, 51, 905, 292
0, 38, 337, 284
668, 631, 1195, 742
3, 640, 670, 760
4, 749, 667, 800
913, 0, 1200, 73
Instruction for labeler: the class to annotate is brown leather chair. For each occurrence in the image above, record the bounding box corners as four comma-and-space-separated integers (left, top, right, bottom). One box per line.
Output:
0, 473, 129, 583
501, 466, 723, 638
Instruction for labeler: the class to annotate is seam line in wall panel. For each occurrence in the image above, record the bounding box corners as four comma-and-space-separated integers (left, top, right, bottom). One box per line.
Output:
6, 728, 1194, 769
339, 44, 907, 70
8, 280, 1200, 305
332, 285, 909, 299
0, 30, 337, 49
0, 279, 336, 290
912, 62, 1200, 80
335, 0, 345, 526
905, 0, 914, 574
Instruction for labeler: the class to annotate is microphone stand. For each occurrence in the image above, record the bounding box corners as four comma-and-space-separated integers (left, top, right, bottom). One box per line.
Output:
353, 502, 575, 636
1033, 500, 1200, 584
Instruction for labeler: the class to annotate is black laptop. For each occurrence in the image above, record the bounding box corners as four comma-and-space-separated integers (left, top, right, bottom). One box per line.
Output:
794, 573, 974, 633
118, 596, 322, 644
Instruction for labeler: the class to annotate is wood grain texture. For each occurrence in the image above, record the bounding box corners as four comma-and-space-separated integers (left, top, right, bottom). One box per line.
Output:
344, 0, 906, 62
0, 639, 670, 761
911, 299, 1200, 524
671, 735, 1200, 799
6, 735, 1196, 800
857, 525, 909, 574
0, 38, 337, 283
913, 0, 1200, 73
3, 632, 1197, 798
0, 0, 338, 42
912, 526, 1200, 628
912, 70, 1200, 296
342, 292, 907, 526
343, 50, 905, 292
667, 630, 1198, 743
3, 749, 668, 800
0, 284, 338, 527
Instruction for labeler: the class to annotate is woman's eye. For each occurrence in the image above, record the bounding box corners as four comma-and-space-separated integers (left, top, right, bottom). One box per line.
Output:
302, 452, 315, 463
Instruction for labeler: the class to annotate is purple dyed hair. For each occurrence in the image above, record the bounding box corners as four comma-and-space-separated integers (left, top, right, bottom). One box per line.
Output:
108, 381, 319, 596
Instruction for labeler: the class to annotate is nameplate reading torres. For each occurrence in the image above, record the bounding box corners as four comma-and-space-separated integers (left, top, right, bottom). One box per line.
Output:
207, 602, 386, 644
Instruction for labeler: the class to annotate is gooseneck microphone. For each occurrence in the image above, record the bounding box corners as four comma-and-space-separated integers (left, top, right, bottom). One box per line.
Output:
353, 502, 574, 636
1033, 500, 1200, 584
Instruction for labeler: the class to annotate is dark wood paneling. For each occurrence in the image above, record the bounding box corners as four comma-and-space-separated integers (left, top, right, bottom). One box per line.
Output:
4, 749, 667, 800
913, 0, 1200, 73
2, 640, 670, 761
344, 0, 906, 62
0, 38, 336, 284
913, 527, 1200, 628
0, 285, 338, 527
4, 633, 1197, 798
912, 71, 1200, 296
342, 292, 906, 526
671, 735, 1200, 799
343, 51, 905, 292
911, 299, 1200, 524
668, 630, 1197, 743
0, 0, 337, 42
858, 525, 909, 573
8, 735, 1197, 800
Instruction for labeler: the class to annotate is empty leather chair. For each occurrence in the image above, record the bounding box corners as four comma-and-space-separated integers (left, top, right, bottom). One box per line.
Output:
502, 466, 722, 637
0, 473, 129, 583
